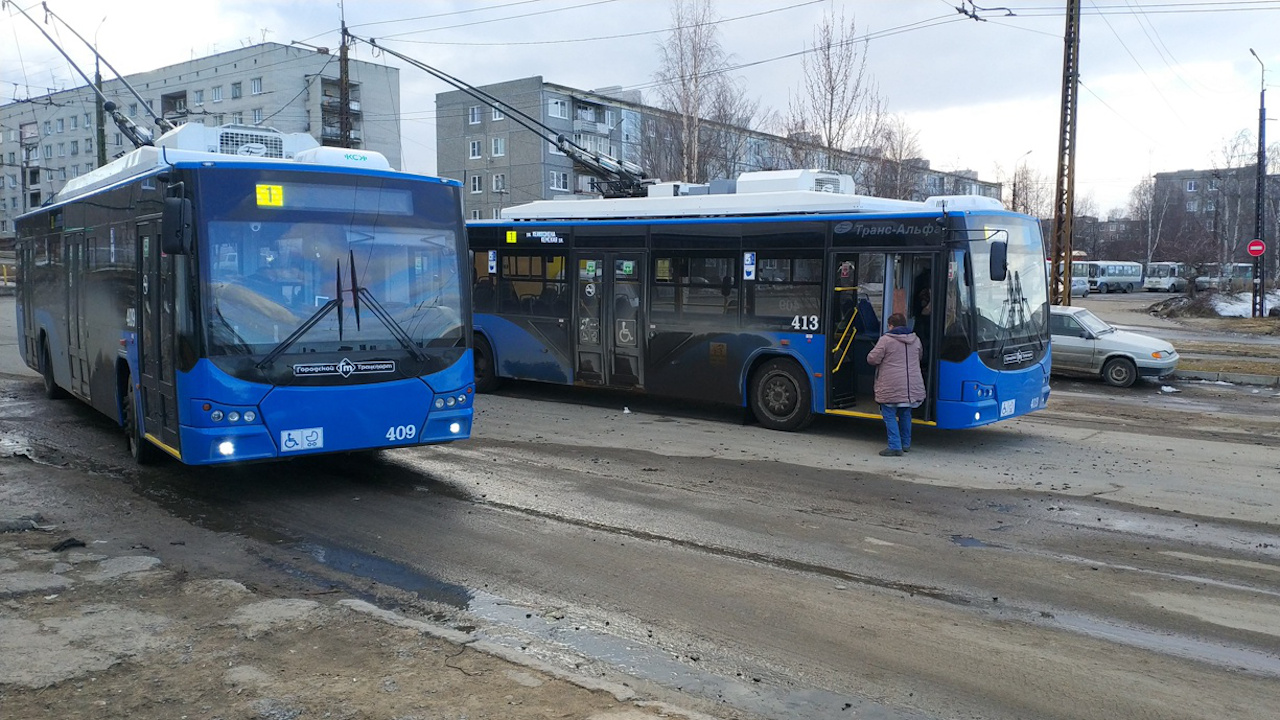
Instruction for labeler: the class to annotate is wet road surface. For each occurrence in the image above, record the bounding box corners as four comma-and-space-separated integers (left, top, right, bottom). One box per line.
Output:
1, 369, 1278, 719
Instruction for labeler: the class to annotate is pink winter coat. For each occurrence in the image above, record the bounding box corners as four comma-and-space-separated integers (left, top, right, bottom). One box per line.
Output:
867, 330, 926, 405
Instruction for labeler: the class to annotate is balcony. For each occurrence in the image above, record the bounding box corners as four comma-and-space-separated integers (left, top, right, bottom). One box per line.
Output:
573, 119, 607, 134
321, 97, 362, 114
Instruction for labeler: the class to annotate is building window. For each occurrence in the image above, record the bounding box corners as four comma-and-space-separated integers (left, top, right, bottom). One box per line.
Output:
252, 108, 264, 124
548, 98, 569, 119
194, 89, 204, 105
57, 143, 65, 157
212, 86, 223, 102
70, 140, 78, 156
70, 115, 79, 130
491, 137, 505, 157
470, 209, 482, 220
71, 164, 80, 177
129, 103, 138, 117
492, 107, 504, 121
550, 171, 569, 191
492, 208, 503, 219
469, 140, 482, 159
251, 77, 262, 95
548, 141, 565, 156
1205, 200, 1216, 212
231, 82, 242, 99
85, 138, 92, 153
83, 112, 90, 127
43, 121, 52, 135
468, 106, 482, 124
492, 173, 506, 192
56, 118, 64, 133
231, 112, 244, 124
1186, 180, 1198, 192
1208, 178, 1220, 191
114, 133, 123, 146
59, 167, 67, 180
1185, 200, 1198, 212
470, 175, 483, 193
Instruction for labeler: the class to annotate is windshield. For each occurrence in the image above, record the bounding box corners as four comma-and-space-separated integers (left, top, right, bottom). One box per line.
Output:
967, 215, 1049, 366
1074, 309, 1112, 335
207, 220, 461, 352
195, 170, 466, 378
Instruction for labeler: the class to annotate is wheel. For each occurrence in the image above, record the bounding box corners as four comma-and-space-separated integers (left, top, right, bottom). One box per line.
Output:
39, 338, 68, 400
1124, 283, 1133, 293
1098, 283, 1108, 294
749, 358, 812, 431
1102, 357, 1138, 388
472, 335, 502, 393
123, 381, 161, 465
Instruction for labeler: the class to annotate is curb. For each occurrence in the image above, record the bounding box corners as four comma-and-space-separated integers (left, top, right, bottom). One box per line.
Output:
1172, 369, 1280, 387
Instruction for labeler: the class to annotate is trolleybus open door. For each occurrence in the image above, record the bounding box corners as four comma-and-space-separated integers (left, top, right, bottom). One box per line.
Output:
137, 219, 182, 456
573, 252, 644, 389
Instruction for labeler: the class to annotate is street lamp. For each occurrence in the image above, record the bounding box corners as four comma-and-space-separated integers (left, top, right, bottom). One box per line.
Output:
1010, 149, 1032, 213
1248, 48, 1266, 318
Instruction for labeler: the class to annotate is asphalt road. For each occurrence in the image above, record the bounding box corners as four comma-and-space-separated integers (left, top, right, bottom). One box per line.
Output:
2, 293, 1278, 719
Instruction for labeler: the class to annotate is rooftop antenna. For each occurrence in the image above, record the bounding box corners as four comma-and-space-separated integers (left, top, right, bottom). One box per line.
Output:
40, 2, 175, 134
3, 0, 157, 147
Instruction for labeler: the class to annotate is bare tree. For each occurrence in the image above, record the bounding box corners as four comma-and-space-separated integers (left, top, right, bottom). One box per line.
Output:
1004, 163, 1053, 218
653, 0, 729, 182
1127, 175, 1174, 265
785, 6, 883, 181
864, 115, 924, 200
699, 79, 772, 180
1210, 130, 1255, 266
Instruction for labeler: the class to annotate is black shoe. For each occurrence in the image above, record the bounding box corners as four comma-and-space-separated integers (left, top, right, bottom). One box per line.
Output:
879, 449, 903, 457
902, 446, 911, 453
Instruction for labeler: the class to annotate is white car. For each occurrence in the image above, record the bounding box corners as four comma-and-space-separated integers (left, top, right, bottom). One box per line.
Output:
1049, 306, 1179, 387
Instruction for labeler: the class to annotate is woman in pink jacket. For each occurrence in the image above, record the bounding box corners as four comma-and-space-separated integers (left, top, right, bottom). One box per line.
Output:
866, 313, 926, 457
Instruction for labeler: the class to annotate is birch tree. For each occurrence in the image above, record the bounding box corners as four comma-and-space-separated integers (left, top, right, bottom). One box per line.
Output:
653, 0, 728, 182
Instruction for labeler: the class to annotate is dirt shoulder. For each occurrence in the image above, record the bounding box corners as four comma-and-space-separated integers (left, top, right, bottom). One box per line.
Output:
0, 454, 717, 720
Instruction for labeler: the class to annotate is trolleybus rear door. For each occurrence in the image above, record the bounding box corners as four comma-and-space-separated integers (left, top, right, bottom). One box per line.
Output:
138, 219, 182, 455
573, 253, 644, 388
65, 233, 91, 398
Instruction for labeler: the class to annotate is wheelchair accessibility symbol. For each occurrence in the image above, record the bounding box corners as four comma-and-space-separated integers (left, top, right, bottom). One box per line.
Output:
281, 427, 324, 452
616, 319, 636, 347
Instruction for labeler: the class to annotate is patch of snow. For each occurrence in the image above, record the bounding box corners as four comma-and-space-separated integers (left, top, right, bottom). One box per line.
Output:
1210, 290, 1280, 318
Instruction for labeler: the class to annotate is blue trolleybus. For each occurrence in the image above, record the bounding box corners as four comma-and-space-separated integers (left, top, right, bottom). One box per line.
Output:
467, 169, 1049, 431
15, 123, 474, 464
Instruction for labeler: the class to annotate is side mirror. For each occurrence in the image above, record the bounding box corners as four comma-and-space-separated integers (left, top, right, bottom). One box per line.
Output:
162, 196, 192, 255
989, 240, 1008, 282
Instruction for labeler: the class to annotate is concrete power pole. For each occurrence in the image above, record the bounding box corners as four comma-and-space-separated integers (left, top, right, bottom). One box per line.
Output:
95, 58, 107, 167
339, 20, 352, 149
1049, 0, 1082, 307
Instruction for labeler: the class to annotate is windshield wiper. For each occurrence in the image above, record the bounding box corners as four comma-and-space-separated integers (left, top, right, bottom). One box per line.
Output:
210, 302, 253, 355
348, 250, 428, 363
256, 260, 345, 369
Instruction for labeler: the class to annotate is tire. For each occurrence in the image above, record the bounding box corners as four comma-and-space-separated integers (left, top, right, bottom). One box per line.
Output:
473, 335, 502, 394
749, 358, 812, 432
1098, 283, 1108, 294
1102, 357, 1138, 388
39, 338, 68, 400
123, 381, 161, 465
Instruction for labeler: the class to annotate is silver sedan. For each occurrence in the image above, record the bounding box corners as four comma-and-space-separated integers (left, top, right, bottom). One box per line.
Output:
1049, 306, 1178, 387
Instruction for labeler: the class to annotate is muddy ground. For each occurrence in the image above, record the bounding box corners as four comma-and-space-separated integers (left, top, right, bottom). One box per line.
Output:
0, 455, 719, 720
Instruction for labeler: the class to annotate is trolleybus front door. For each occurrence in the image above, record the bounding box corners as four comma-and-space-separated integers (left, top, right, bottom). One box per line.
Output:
574, 253, 644, 389
138, 220, 182, 455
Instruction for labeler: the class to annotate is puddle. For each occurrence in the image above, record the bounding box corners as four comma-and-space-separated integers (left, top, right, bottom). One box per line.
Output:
950, 535, 991, 548
1053, 612, 1280, 678
297, 542, 471, 608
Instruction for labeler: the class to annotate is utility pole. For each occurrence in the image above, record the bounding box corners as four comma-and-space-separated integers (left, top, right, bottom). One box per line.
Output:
1049, 0, 1081, 307
95, 57, 107, 167
339, 13, 352, 149
1249, 48, 1267, 318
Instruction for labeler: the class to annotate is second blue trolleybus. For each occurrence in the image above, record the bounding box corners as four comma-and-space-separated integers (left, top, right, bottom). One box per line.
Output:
467, 169, 1049, 431
15, 123, 474, 464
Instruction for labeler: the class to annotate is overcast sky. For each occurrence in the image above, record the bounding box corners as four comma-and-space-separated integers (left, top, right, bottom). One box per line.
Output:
4, 0, 1279, 213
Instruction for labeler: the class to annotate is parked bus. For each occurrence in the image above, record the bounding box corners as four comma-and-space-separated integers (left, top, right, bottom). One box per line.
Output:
1078, 260, 1143, 293
1195, 262, 1254, 292
1143, 262, 1189, 292
15, 123, 474, 465
467, 170, 1050, 432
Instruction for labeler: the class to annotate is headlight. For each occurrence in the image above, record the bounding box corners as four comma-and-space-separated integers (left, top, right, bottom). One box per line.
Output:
243, 411, 256, 422
210, 410, 224, 422
227, 411, 241, 422
434, 398, 445, 409
1151, 350, 1171, 359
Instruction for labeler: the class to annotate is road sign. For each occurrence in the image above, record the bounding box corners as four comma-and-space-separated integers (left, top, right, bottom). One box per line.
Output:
1247, 239, 1266, 257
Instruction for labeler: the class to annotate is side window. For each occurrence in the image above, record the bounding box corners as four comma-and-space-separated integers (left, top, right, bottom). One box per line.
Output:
473, 251, 497, 313
651, 255, 737, 318
748, 255, 822, 329
499, 253, 568, 317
